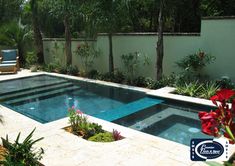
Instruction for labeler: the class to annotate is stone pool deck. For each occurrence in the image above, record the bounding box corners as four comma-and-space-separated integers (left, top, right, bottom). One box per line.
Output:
0, 70, 233, 166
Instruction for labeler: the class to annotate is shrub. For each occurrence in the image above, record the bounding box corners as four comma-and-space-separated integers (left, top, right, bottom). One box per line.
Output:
121, 52, 149, 83
133, 76, 147, 87
68, 107, 104, 139
0, 128, 44, 166
75, 42, 100, 73
176, 50, 215, 80
88, 132, 114, 142
87, 69, 101, 79
66, 65, 78, 76
58, 65, 67, 74
26, 51, 38, 66
216, 77, 235, 89
101, 70, 125, 84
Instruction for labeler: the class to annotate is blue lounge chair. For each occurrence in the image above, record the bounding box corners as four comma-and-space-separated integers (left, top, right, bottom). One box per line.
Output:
0, 49, 19, 73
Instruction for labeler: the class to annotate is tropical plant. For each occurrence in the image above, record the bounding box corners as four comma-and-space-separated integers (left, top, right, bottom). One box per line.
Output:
121, 52, 149, 83
66, 65, 79, 76
93, 0, 129, 73
0, 20, 32, 65
156, 0, 164, 81
176, 50, 216, 80
26, 51, 38, 66
0, 0, 23, 26
101, 70, 125, 84
198, 89, 235, 144
68, 107, 104, 139
75, 42, 99, 73
0, 128, 44, 165
23, 0, 44, 64
175, 81, 203, 97
87, 70, 101, 79
199, 81, 220, 99
45, 0, 80, 66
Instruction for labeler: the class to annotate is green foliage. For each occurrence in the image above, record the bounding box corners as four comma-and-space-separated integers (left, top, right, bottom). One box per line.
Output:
26, 51, 38, 66
175, 81, 202, 97
216, 77, 235, 89
68, 107, 104, 139
88, 132, 114, 142
121, 52, 149, 83
0, 0, 23, 25
199, 82, 220, 99
153, 74, 176, 89
101, 70, 125, 84
87, 70, 101, 79
66, 65, 78, 76
175, 81, 220, 99
0, 128, 44, 166
176, 50, 216, 80
75, 42, 99, 73
0, 20, 32, 64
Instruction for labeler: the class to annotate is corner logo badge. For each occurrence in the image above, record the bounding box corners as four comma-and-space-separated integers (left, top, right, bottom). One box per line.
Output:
191, 138, 229, 161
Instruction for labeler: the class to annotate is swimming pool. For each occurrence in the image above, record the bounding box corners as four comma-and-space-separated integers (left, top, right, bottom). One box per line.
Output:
0, 74, 211, 145
113, 99, 213, 146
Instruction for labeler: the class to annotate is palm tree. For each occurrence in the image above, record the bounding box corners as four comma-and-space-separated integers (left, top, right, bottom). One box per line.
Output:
0, 20, 32, 65
29, 0, 44, 64
156, 0, 164, 80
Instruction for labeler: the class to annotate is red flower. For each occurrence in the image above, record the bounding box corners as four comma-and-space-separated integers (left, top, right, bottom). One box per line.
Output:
198, 111, 219, 136
211, 89, 235, 102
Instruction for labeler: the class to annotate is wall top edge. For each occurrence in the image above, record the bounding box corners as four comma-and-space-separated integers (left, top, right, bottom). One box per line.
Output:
42, 38, 97, 41
97, 32, 200, 36
202, 16, 235, 20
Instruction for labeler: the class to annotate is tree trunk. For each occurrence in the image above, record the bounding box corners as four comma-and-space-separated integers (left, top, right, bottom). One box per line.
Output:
108, 33, 114, 73
32, 15, 44, 64
30, 0, 44, 64
156, 0, 164, 81
63, 15, 72, 66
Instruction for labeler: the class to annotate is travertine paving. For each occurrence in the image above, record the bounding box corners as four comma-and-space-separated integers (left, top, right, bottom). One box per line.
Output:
0, 70, 232, 166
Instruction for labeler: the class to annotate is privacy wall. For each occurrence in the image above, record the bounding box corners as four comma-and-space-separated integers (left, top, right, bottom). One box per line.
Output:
43, 17, 235, 81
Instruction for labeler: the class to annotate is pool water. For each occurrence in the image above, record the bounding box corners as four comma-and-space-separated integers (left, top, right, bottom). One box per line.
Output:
0, 74, 212, 146
0, 75, 146, 123
113, 103, 212, 146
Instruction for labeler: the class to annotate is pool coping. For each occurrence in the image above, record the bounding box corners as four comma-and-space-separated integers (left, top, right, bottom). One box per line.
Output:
0, 70, 234, 165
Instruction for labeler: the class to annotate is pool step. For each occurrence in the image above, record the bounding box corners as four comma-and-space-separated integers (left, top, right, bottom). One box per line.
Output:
0, 82, 73, 102
0, 79, 69, 96
94, 97, 163, 121
6, 86, 80, 105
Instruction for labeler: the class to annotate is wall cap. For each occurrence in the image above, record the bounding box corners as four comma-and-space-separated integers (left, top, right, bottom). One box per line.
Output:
43, 38, 96, 41
202, 16, 235, 20
98, 32, 200, 36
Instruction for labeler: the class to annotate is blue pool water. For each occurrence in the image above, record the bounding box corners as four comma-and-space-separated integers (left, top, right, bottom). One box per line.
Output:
0, 75, 149, 123
113, 102, 212, 146
0, 74, 211, 146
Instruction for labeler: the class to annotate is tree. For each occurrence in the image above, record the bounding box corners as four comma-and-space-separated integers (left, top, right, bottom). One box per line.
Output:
0, 0, 23, 26
94, 0, 129, 73
156, 0, 164, 80
45, 0, 80, 66
0, 20, 32, 64
24, 0, 44, 64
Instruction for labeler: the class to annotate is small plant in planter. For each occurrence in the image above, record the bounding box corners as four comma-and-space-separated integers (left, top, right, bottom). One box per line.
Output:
66, 107, 123, 142
0, 128, 44, 165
